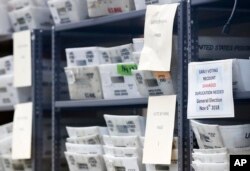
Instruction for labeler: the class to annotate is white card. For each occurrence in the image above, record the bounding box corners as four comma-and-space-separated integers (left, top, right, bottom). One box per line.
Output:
143, 95, 176, 164
188, 59, 234, 119
13, 30, 32, 87
138, 4, 179, 71
12, 102, 33, 159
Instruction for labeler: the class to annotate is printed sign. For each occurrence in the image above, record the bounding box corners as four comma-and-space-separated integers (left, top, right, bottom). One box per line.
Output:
138, 4, 179, 71
13, 30, 32, 87
12, 102, 33, 159
143, 95, 176, 164
188, 59, 234, 118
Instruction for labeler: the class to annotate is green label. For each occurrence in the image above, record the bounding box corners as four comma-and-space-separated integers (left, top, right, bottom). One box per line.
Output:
117, 64, 138, 76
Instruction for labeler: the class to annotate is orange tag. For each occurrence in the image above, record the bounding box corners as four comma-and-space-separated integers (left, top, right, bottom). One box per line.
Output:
153, 71, 171, 79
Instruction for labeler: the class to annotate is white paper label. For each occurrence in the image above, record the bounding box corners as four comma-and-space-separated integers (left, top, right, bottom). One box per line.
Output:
143, 95, 176, 164
138, 4, 179, 71
13, 30, 32, 87
188, 59, 234, 119
12, 102, 33, 159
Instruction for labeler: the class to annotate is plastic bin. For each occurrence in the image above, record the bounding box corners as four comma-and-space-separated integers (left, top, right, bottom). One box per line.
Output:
48, 0, 88, 25
65, 47, 100, 67
0, 75, 31, 110
103, 145, 142, 158
65, 152, 106, 171
132, 70, 175, 97
8, 6, 53, 31
64, 66, 103, 100
104, 115, 146, 136
98, 63, 141, 99
0, 56, 13, 76
87, 0, 135, 18
8, 0, 47, 11
102, 135, 141, 148
0, 5, 13, 34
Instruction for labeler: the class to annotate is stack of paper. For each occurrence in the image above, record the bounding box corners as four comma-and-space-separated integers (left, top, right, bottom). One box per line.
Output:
65, 126, 108, 171
191, 120, 250, 171
103, 114, 146, 171
7, 0, 53, 31
0, 122, 32, 171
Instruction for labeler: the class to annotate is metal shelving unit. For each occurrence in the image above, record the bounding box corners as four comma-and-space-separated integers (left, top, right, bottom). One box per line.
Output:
54, 10, 146, 31
52, 1, 187, 171
55, 98, 148, 108
186, 0, 250, 170
0, 34, 12, 42
31, 29, 52, 171
0, 30, 51, 171
234, 92, 250, 99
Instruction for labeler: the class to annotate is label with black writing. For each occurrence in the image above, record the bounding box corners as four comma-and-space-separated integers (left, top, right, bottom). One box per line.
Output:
188, 59, 234, 119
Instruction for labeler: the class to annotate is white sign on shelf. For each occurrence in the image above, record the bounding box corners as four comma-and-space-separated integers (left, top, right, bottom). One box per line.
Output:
138, 3, 179, 71
13, 30, 32, 87
143, 95, 176, 165
12, 102, 33, 159
188, 59, 234, 119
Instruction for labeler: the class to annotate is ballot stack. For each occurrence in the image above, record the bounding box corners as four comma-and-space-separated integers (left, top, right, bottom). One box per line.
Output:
64, 126, 108, 171
102, 114, 146, 171
0, 122, 32, 171
0, 56, 31, 111
191, 120, 250, 171
64, 40, 175, 101
64, 114, 179, 171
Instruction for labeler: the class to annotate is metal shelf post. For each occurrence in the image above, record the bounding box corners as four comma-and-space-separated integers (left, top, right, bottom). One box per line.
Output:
51, 2, 188, 171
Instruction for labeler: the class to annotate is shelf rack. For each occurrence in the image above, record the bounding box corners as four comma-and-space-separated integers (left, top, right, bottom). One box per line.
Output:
55, 98, 148, 108
0, 30, 51, 171
54, 10, 146, 31
31, 30, 52, 171
234, 92, 250, 99
52, 1, 187, 171
16, 29, 53, 171
0, 34, 12, 42
186, 0, 250, 170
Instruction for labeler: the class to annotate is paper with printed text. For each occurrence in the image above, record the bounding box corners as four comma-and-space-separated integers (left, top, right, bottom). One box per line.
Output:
138, 4, 179, 71
188, 59, 234, 118
12, 102, 33, 159
14, 30, 32, 87
143, 95, 176, 164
